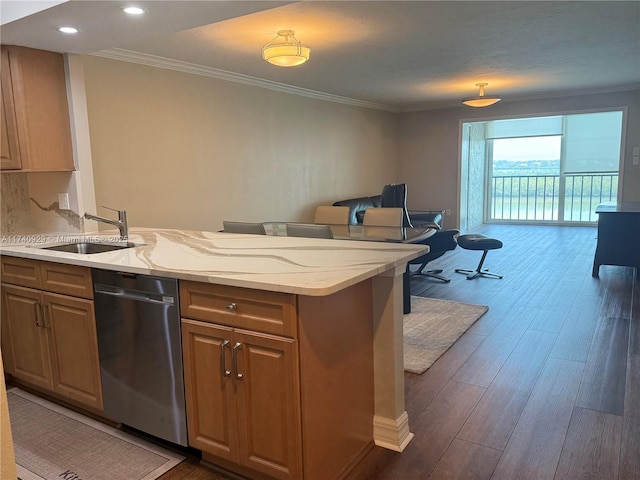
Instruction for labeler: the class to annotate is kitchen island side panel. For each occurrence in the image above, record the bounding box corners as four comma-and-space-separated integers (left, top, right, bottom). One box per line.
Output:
298, 279, 374, 480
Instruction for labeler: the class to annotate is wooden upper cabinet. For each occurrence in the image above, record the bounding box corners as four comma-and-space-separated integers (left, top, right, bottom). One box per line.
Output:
0, 45, 74, 172
0, 48, 21, 170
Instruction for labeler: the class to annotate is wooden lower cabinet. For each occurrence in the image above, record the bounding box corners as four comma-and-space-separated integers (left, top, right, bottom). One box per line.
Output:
180, 279, 376, 480
234, 329, 300, 478
182, 319, 302, 480
0, 258, 103, 411
182, 321, 237, 460
1, 284, 53, 390
44, 292, 103, 410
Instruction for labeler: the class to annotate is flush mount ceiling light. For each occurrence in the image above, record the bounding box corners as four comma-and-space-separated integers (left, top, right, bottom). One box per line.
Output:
463, 83, 501, 107
123, 6, 145, 15
262, 30, 310, 67
57, 26, 79, 34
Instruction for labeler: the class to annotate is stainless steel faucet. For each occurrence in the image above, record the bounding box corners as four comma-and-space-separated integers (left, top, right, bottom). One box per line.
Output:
84, 206, 129, 241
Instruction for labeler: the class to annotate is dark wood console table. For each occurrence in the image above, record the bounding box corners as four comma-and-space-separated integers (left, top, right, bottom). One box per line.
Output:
592, 201, 640, 277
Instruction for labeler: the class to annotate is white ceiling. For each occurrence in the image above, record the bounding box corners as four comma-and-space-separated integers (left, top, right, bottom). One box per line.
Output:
2, 1, 639, 111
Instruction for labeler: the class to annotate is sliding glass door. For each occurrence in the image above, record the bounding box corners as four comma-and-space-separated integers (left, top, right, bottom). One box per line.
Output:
560, 111, 622, 222
462, 110, 624, 226
489, 133, 562, 222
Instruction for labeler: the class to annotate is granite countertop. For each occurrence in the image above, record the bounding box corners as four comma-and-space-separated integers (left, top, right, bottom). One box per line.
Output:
0, 228, 428, 296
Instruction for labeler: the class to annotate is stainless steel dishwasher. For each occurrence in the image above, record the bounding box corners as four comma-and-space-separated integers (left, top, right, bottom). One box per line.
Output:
92, 269, 188, 446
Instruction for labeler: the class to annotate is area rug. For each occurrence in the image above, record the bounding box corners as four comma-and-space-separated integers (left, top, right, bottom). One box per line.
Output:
7, 388, 184, 480
404, 296, 488, 374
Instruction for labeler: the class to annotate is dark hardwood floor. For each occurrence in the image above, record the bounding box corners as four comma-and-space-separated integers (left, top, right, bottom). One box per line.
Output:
160, 224, 639, 480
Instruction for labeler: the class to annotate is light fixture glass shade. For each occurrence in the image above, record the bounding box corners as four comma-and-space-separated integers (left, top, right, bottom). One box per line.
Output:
123, 6, 145, 15
463, 97, 501, 107
463, 83, 501, 107
57, 26, 79, 34
262, 30, 310, 67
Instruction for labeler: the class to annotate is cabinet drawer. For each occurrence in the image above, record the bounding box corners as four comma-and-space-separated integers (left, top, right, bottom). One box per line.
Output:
1, 256, 41, 288
180, 281, 297, 337
40, 261, 93, 299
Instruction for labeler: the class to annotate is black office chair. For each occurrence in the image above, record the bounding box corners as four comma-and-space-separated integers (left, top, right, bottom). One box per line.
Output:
381, 183, 458, 282
381, 183, 444, 228
408, 229, 459, 282
381, 183, 413, 227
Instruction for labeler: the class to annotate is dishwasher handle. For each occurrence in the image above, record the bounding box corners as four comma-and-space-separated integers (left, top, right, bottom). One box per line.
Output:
94, 284, 176, 305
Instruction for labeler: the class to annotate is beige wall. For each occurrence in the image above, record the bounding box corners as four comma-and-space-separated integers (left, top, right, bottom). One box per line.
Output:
398, 90, 640, 229
82, 56, 399, 232
77, 56, 640, 234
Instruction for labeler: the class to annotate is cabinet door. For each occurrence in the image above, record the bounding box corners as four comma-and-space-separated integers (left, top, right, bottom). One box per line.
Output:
234, 329, 302, 480
1, 284, 52, 390
43, 292, 103, 411
182, 319, 239, 461
1, 46, 73, 172
0, 47, 21, 170
0, 286, 15, 375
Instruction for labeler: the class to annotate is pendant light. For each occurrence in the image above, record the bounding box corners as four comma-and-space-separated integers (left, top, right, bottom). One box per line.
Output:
262, 30, 310, 67
463, 83, 501, 107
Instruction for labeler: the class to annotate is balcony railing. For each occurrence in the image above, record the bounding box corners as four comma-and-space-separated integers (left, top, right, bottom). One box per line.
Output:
490, 172, 618, 223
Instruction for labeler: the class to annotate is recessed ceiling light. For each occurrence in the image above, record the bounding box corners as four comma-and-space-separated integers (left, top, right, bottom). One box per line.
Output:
57, 26, 79, 34
123, 6, 145, 15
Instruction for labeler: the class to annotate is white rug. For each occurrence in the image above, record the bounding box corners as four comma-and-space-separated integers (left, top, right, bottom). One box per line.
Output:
7, 388, 184, 480
404, 296, 488, 374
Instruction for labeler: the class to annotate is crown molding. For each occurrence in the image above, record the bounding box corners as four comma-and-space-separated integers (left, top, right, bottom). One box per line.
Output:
91, 48, 397, 113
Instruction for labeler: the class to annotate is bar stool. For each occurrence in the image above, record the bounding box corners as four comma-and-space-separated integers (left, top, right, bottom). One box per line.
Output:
455, 234, 503, 280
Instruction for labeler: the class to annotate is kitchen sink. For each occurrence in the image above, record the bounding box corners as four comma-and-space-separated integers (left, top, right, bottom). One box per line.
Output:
42, 242, 139, 254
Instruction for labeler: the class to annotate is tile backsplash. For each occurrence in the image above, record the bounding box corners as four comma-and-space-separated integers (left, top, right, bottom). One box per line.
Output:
1, 173, 34, 233
1, 172, 83, 235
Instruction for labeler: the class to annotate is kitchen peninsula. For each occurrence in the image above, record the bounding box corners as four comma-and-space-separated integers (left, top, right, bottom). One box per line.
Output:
1, 227, 427, 480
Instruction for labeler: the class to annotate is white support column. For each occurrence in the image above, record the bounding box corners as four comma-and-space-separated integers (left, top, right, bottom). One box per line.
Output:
371, 265, 414, 452
64, 53, 97, 228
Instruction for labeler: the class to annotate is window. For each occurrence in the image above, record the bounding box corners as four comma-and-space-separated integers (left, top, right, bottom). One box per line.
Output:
461, 111, 623, 228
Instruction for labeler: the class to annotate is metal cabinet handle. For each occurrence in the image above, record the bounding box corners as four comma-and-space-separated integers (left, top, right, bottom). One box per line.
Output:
232, 342, 243, 380
226, 303, 237, 311
220, 340, 230, 377
42, 302, 51, 328
34, 302, 43, 328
